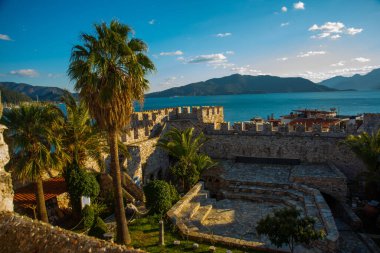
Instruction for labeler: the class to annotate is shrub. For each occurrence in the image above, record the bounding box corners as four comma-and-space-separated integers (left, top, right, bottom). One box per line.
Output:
256, 207, 325, 253
144, 180, 173, 215
65, 164, 100, 213
168, 183, 180, 204
82, 205, 95, 229
88, 217, 108, 239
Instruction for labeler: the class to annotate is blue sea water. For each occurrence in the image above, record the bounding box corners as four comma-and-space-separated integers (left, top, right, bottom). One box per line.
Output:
138, 90, 380, 123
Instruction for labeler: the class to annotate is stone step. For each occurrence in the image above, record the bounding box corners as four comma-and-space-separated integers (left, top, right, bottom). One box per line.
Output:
222, 191, 284, 203
192, 190, 209, 202
191, 205, 213, 225
227, 185, 305, 201
180, 202, 200, 219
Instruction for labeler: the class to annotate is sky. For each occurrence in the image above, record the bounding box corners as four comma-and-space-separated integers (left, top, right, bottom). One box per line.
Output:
0, 0, 379, 92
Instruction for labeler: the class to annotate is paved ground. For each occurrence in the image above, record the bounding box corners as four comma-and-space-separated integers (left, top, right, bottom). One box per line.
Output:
219, 160, 343, 184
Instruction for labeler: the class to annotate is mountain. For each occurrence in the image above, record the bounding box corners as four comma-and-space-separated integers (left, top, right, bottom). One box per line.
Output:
0, 86, 32, 104
0, 82, 76, 102
320, 68, 380, 90
147, 74, 336, 98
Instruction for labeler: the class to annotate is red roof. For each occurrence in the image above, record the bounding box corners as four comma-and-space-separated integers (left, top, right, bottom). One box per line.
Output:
288, 118, 341, 128
14, 177, 67, 208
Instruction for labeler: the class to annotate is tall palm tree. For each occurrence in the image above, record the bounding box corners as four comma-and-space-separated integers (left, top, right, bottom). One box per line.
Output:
61, 93, 107, 170
2, 104, 68, 222
342, 130, 380, 198
342, 130, 380, 175
157, 127, 216, 191
68, 20, 155, 244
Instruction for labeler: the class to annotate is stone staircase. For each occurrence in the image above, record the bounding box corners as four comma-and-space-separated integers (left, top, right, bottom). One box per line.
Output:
221, 181, 326, 230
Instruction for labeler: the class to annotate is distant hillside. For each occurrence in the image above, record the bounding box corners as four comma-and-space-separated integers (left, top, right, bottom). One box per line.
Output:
0, 86, 32, 104
147, 74, 336, 98
320, 68, 380, 90
0, 82, 76, 102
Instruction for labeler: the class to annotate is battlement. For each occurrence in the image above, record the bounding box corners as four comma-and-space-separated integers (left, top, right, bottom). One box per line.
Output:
122, 106, 224, 144
204, 121, 358, 138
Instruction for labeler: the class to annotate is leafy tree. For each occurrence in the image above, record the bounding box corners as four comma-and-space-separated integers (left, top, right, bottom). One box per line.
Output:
342, 130, 380, 176
144, 180, 178, 215
342, 130, 380, 199
64, 163, 100, 216
61, 92, 107, 171
157, 127, 216, 191
2, 104, 68, 223
82, 205, 95, 229
256, 207, 325, 253
68, 20, 155, 244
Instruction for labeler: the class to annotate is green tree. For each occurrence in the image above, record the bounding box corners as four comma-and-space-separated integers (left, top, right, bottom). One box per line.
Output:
2, 104, 68, 223
64, 163, 100, 216
144, 180, 178, 215
61, 92, 107, 170
68, 20, 155, 244
342, 130, 380, 198
256, 207, 325, 253
157, 127, 216, 191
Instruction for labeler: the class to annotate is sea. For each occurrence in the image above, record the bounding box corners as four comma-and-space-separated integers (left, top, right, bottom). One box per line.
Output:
137, 90, 380, 123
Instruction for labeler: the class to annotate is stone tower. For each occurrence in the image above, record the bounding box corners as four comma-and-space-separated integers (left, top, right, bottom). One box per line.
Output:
0, 124, 12, 212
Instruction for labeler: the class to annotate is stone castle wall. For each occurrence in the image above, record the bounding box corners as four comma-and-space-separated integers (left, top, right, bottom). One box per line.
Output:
121, 106, 376, 183
0, 212, 143, 253
202, 133, 366, 179
0, 125, 12, 212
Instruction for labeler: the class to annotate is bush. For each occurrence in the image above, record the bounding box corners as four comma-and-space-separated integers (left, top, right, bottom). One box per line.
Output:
88, 217, 108, 239
168, 183, 180, 204
65, 164, 100, 213
82, 205, 95, 229
144, 180, 174, 215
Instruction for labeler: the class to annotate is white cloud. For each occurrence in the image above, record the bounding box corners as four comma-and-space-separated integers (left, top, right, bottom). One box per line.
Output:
297, 51, 326, 58
293, 1, 305, 10
9, 69, 39, 77
309, 22, 362, 40
281, 22, 290, 27
330, 34, 341, 40
0, 34, 12, 41
347, 27, 363, 35
176, 56, 185, 62
277, 57, 288, 61
159, 50, 183, 56
225, 51, 234, 55
230, 65, 263, 75
281, 6, 288, 12
188, 53, 227, 64
148, 19, 155, 25
331, 61, 345, 67
47, 73, 62, 78
298, 65, 380, 81
216, 32, 232, 38
352, 57, 370, 63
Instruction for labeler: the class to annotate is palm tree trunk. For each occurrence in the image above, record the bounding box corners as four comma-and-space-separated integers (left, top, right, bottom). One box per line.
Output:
35, 177, 49, 223
109, 129, 131, 245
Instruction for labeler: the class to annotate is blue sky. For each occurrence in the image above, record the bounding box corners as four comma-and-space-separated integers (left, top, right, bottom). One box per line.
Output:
0, 0, 379, 92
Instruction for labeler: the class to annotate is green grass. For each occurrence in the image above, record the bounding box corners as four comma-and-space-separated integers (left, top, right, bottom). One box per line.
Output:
129, 215, 265, 253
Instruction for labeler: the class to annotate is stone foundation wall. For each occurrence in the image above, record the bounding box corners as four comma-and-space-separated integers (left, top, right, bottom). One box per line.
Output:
202, 134, 366, 179
0, 212, 143, 253
123, 137, 169, 184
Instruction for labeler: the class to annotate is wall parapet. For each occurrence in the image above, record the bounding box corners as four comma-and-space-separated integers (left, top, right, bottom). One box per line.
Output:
204, 121, 356, 138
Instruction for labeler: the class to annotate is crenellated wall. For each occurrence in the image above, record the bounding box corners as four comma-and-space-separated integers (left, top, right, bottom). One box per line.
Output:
121, 106, 224, 145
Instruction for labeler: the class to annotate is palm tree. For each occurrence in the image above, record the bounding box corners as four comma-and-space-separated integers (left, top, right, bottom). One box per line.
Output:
2, 104, 68, 222
68, 20, 155, 244
61, 93, 107, 170
342, 130, 380, 198
157, 127, 216, 191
